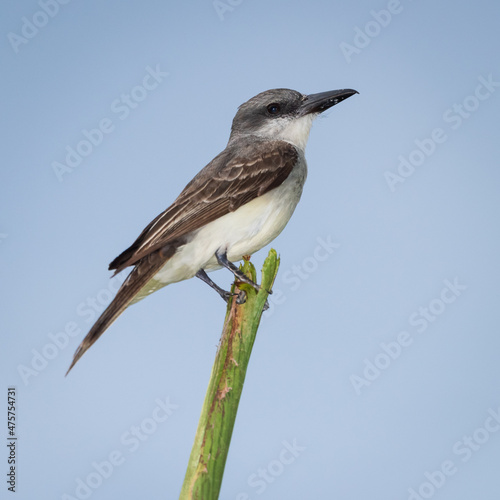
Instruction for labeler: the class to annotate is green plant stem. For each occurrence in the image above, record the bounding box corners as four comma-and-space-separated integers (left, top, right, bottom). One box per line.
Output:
179, 249, 279, 500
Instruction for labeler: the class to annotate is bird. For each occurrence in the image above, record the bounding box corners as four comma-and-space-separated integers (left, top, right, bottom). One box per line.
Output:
66, 87, 358, 374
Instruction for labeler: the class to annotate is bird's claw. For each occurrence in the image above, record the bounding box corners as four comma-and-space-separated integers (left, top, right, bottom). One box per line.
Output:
221, 291, 237, 302
234, 288, 270, 310
236, 290, 247, 305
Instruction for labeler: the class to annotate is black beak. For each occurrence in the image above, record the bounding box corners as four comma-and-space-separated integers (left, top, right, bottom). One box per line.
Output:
299, 88, 358, 116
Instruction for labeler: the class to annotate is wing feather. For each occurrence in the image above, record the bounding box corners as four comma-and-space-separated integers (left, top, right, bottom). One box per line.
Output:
109, 139, 298, 273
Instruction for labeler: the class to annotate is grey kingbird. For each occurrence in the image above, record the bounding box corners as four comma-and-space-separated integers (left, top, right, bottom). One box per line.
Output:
67, 87, 358, 374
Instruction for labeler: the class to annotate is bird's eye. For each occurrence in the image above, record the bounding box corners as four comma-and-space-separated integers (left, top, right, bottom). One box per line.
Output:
266, 103, 281, 115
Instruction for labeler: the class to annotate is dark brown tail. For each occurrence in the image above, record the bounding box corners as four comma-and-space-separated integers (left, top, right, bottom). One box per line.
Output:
66, 257, 164, 375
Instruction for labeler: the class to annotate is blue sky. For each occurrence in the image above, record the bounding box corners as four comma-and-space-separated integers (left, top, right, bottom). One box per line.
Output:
2, 1, 500, 499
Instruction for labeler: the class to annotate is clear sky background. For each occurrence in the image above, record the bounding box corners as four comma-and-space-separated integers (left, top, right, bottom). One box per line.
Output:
2, 1, 500, 499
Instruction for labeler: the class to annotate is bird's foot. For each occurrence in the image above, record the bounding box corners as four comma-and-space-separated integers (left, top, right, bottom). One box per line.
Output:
196, 269, 235, 303
216, 250, 268, 294
220, 290, 237, 303
236, 289, 247, 305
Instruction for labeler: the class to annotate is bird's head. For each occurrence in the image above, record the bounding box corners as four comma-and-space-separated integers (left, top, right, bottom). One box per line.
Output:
229, 88, 358, 150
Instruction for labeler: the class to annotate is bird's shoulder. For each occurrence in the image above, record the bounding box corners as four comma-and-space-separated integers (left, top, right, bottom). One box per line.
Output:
179, 137, 299, 198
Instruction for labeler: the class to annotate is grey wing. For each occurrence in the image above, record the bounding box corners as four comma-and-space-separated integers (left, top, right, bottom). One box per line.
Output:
108, 140, 298, 274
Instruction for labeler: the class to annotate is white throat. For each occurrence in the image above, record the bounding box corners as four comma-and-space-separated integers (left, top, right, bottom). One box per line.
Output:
255, 114, 316, 151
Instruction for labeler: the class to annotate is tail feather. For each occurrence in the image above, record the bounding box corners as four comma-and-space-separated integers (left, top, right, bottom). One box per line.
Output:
66, 256, 165, 375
